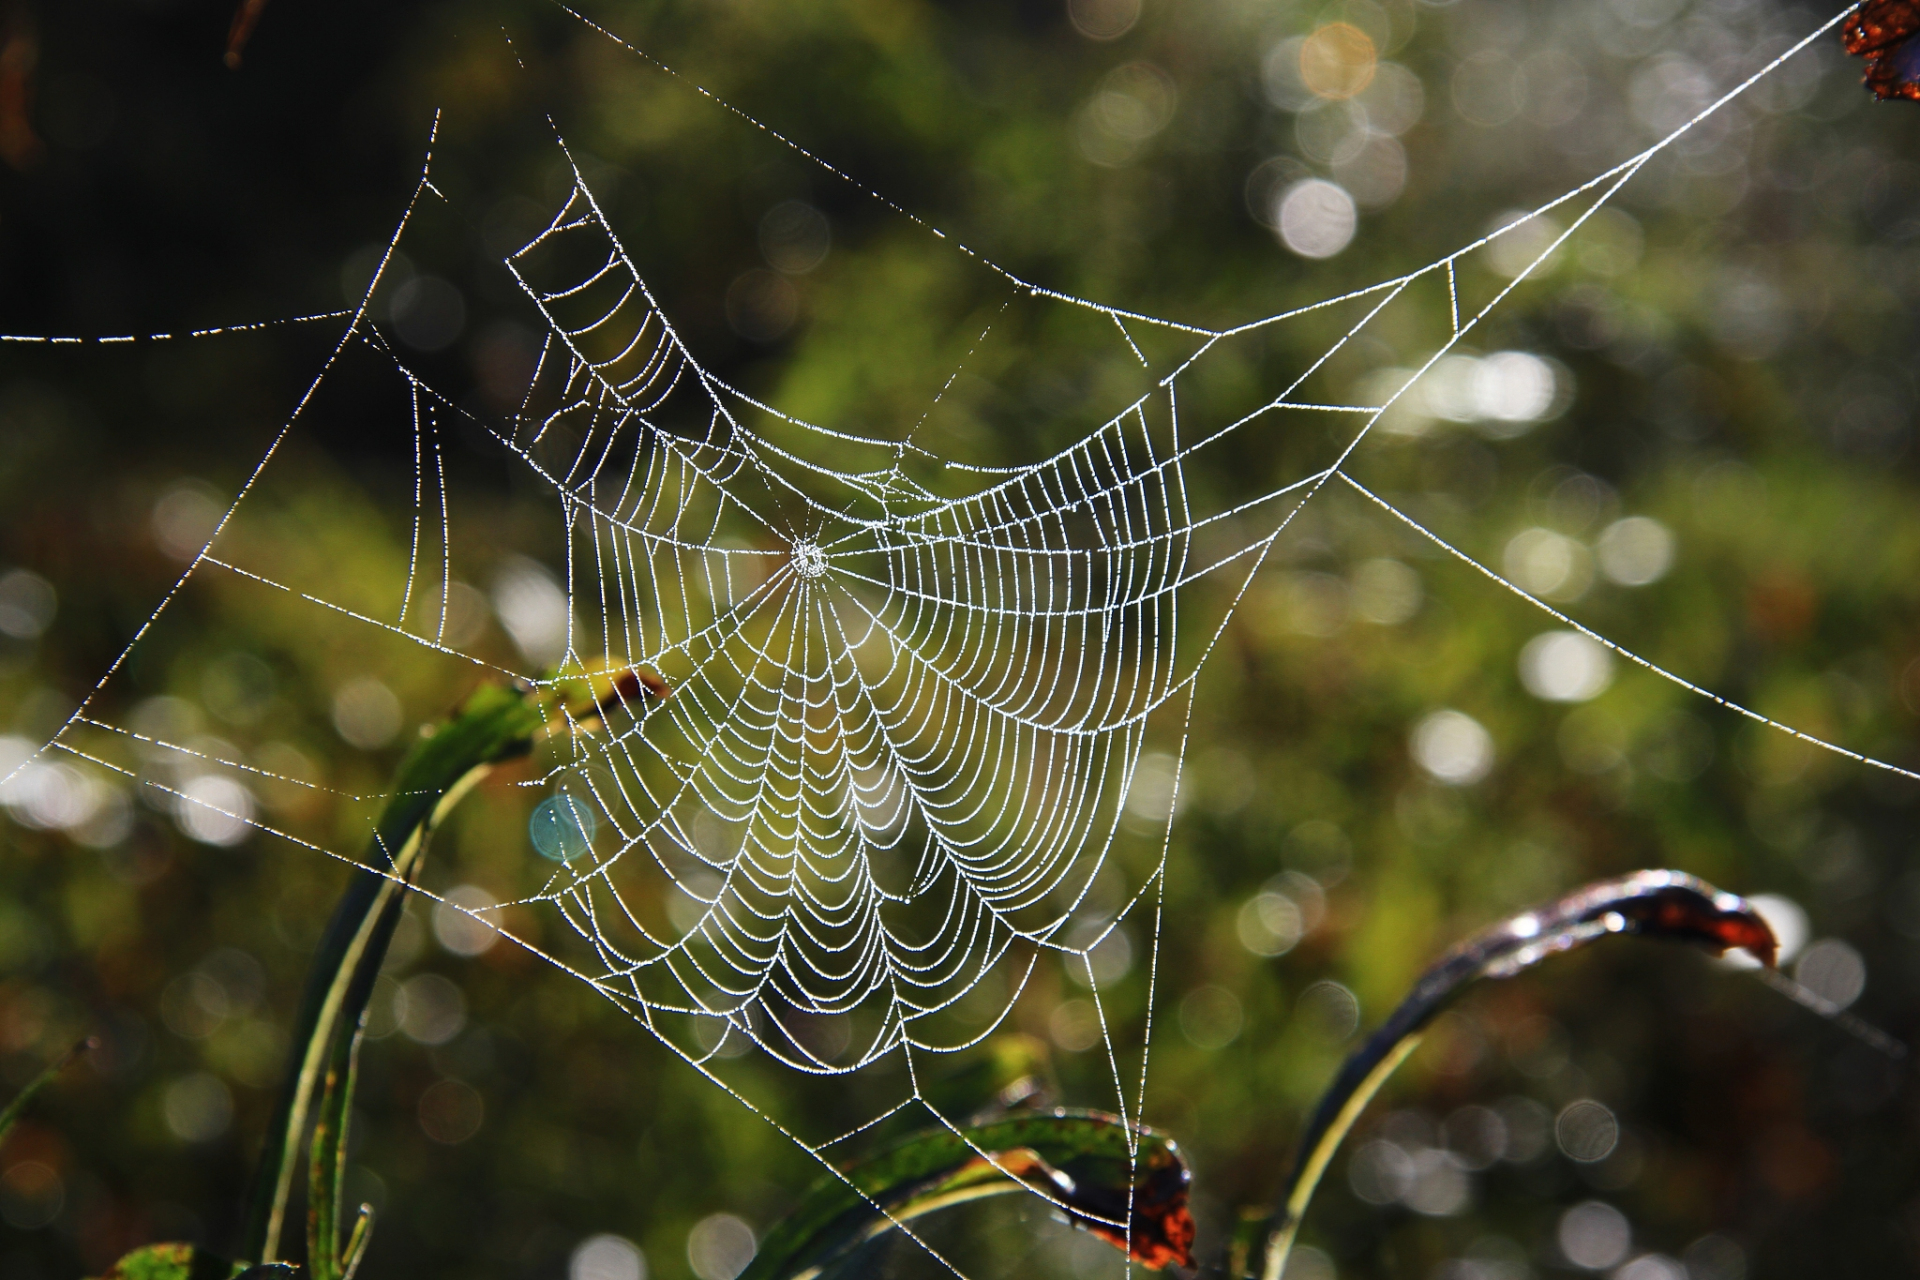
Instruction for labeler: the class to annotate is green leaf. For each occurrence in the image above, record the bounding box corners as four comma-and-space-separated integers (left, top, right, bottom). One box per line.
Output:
86, 1241, 197, 1280
742, 1108, 1194, 1280
0, 1035, 92, 1149
1244, 870, 1777, 1280
235, 681, 547, 1265
85, 1242, 296, 1280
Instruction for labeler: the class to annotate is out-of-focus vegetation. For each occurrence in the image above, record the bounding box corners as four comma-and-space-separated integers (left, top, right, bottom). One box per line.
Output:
1, 0, 1919, 1278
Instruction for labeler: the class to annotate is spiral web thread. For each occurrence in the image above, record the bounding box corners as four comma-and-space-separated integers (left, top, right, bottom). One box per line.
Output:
2, 5, 1903, 1273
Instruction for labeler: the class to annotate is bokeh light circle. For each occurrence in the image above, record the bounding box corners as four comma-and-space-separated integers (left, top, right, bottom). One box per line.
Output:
530, 792, 599, 862
1277, 179, 1358, 258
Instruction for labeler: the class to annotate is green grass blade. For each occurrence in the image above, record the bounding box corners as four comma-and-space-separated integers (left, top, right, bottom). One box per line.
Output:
305, 836, 412, 1280
235, 681, 545, 1265
306, 983, 375, 1277
339, 1203, 375, 1280
742, 1109, 1194, 1280
1250, 870, 1776, 1280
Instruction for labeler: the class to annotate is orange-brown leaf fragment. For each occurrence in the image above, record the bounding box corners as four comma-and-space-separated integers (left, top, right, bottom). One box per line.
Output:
0, 9, 43, 170
588, 668, 669, 720
1843, 0, 1920, 101
1079, 1141, 1196, 1270
225, 0, 272, 69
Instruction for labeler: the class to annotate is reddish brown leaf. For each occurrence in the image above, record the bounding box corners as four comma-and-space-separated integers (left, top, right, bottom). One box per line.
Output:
0, 6, 43, 170
225, 0, 272, 70
1080, 1140, 1196, 1270
1843, 0, 1920, 101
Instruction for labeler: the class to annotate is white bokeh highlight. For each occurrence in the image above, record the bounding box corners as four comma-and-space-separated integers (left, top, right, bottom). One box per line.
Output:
1596, 516, 1675, 586
1411, 710, 1494, 784
1278, 180, 1358, 258
1518, 631, 1614, 703
572, 1234, 647, 1280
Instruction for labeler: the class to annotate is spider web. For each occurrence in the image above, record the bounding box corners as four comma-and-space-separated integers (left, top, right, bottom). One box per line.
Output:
2, 3, 1900, 1273
503, 163, 1205, 1072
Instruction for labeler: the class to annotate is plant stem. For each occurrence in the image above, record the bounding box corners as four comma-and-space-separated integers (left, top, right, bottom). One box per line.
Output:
234, 683, 545, 1265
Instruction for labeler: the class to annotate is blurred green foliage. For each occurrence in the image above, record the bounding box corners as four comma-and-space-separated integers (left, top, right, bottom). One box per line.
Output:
1, 0, 1919, 1278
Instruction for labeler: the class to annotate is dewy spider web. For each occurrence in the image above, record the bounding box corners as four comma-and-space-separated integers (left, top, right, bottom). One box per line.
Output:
1, 2, 1901, 1272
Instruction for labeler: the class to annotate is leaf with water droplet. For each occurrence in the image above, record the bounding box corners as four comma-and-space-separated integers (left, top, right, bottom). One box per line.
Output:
742, 1109, 1194, 1279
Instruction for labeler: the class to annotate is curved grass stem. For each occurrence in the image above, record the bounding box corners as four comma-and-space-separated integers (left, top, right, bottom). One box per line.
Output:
1247, 870, 1777, 1280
